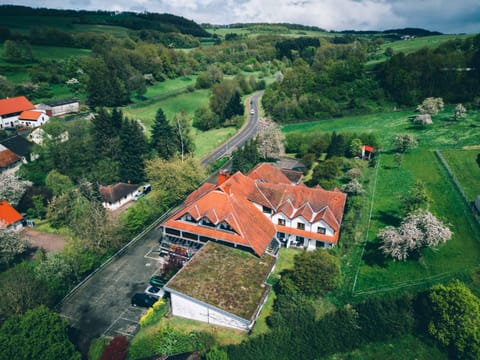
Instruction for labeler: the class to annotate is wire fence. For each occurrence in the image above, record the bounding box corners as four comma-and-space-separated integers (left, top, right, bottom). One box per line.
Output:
435, 149, 480, 227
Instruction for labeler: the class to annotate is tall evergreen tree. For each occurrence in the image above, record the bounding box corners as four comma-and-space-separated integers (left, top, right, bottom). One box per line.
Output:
150, 108, 177, 160
90, 108, 121, 161
119, 118, 147, 183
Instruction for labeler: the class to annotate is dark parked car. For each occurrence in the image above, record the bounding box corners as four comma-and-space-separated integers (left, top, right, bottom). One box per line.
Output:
149, 275, 166, 287
131, 293, 157, 308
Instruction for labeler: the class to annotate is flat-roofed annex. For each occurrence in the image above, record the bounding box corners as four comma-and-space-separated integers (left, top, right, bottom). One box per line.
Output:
166, 241, 275, 321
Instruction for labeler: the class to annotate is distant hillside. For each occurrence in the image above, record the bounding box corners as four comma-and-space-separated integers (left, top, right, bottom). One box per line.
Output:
339, 27, 443, 38
0, 5, 211, 38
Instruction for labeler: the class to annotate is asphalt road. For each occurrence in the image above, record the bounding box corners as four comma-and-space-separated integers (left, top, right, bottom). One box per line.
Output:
201, 91, 262, 166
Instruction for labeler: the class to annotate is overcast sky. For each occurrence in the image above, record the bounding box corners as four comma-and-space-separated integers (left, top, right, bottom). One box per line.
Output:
2, 0, 480, 34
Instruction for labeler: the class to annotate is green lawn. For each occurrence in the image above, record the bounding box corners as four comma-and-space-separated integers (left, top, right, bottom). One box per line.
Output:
441, 149, 480, 201
122, 88, 210, 132
283, 109, 480, 297
325, 334, 447, 360
194, 126, 237, 159
367, 34, 474, 66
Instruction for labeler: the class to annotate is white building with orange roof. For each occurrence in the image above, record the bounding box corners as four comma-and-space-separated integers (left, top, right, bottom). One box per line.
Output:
0, 200, 24, 231
159, 162, 347, 259
18, 110, 49, 128
0, 96, 35, 129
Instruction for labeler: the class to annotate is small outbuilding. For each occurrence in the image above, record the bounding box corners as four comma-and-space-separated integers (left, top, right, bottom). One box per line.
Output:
18, 110, 49, 128
99, 182, 140, 210
36, 99, 79, 117
0, 200, 24, 231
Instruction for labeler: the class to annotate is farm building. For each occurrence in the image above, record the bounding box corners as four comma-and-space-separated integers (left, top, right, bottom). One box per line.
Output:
36, 99, 79, 117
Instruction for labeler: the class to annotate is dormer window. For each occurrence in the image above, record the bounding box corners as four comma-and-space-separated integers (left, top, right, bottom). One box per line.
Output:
262, 206, 272, 214
317, 226, 326, 234
201, 218, 215, 227
297, 223, 305, 230
278, 218, 286, 226
219, 221, 234, 232
184, 214, 196, 223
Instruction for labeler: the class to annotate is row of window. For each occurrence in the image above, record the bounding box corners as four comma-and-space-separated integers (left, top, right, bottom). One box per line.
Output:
183, 214, 235, 232
277, 218, 326, 234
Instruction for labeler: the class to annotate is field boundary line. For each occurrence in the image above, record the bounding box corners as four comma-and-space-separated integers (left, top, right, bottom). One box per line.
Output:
351, 152, 381, 293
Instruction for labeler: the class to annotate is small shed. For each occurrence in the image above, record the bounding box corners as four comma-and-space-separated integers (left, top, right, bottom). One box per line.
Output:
18, 110, 49, 128
361, 145, 374, 160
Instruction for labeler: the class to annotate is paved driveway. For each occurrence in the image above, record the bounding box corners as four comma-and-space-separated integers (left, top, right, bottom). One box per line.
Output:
60, 229, 165, 355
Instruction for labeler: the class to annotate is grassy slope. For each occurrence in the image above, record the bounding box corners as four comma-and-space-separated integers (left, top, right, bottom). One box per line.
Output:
283, 109, 480, 296
367, 34, 474, 66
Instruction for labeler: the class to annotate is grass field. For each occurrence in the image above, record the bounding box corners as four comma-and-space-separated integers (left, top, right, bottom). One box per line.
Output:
122, 88, 210, 132
368, 34, 474, 66
283, 108, 480, 298
441, 149, 480, 202
326, 334, 447, 360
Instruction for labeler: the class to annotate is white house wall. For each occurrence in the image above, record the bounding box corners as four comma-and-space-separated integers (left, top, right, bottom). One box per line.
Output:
169, 292, 251, 331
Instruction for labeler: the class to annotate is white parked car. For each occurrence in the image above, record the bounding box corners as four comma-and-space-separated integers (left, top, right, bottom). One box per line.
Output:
145, 285, 164, 299
250, 109, 255, 115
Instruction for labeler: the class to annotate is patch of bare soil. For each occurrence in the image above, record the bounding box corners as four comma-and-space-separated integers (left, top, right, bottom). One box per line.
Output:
22, 228, 66, 253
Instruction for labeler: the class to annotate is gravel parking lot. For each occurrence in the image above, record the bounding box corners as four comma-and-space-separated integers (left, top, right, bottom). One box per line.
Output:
60, 228, 165, 355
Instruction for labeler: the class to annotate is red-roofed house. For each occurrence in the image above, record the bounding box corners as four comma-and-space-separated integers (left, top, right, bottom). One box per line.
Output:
160, 163, 347, 258
18, 110, 49, 128
0, 144, 21, 170
0, 200, 24, 231
0, 96, 35, 129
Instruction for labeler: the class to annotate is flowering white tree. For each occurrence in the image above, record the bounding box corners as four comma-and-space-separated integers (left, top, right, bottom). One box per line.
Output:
342, 179, 364, 195
0, 168, 32, 206
417, 97, 444, 115
0, 230, 29, 267
256, 117, 285, 159
453, 104, 467, 121
379, 210, 452, 261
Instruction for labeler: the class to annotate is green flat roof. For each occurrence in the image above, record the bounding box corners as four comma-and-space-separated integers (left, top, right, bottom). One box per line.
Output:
167, 242, 276, 320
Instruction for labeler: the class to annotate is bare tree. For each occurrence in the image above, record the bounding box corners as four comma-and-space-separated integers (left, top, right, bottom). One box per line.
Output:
256, 117, 285, 159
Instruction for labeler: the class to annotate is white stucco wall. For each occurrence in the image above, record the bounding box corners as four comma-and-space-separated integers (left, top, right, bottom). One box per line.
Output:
169, 291, 252, 331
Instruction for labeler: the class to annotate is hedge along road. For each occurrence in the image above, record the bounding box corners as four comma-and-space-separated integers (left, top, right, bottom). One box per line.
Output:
58, 93, 262, 357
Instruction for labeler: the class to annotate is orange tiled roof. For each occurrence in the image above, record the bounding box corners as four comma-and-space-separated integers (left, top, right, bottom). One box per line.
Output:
19, 110, 43, 121
247, 162, 292, 184
164, 184, 276, 256
0, 201, 23, 226
163, 163, 347, 255
0, 96, 35, 116
0, 145, 21, 168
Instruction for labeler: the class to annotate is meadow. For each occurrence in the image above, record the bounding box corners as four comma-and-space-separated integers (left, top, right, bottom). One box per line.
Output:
367, 33, 474, 66
283, 108, 480, 297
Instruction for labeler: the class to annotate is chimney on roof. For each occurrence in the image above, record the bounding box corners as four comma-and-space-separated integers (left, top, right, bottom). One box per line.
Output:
216, 170, 230, 186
